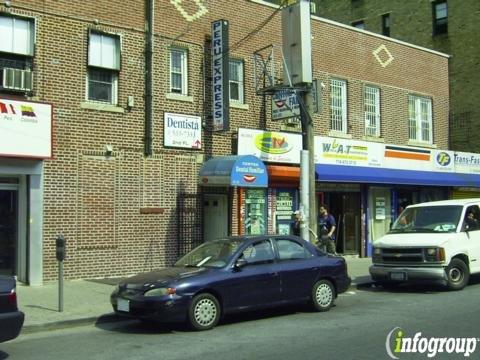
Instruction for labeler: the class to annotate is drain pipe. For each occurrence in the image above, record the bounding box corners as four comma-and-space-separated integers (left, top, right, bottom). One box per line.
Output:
144, 0, 154, 156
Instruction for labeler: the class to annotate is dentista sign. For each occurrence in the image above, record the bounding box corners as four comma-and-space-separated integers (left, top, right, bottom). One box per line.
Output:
164, 112, 202, 149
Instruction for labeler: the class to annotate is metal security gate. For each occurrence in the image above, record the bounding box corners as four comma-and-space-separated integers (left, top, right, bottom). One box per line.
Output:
177, 193, 203, 261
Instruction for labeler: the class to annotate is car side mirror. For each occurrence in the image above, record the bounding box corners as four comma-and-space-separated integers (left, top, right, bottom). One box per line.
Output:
235, 258, 248, 269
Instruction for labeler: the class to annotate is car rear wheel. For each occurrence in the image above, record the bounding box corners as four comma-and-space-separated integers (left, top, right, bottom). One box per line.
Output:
188, 293, 220, 331
446, 258, 469, 291
311, 279, 335, 312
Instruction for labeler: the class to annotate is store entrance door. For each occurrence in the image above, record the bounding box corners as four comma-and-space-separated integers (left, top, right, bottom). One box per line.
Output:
328, 192, 361, 255
0, 188, 17, 276
203, 194, 228, 241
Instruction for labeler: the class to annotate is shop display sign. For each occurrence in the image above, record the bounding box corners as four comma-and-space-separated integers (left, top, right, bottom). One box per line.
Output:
238, 128, 302, 164
375, 197, 386, 220
314, 136, 383, 167
245, 189, 266, 235
0, 98, 52, 158
453, 151, 480, 174
271, 89, 300, 120
164, 112, 202, 149
276, 191, 294, 221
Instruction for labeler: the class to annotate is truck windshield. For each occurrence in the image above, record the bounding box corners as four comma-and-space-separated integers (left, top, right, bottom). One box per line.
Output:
389, 205, 463, 233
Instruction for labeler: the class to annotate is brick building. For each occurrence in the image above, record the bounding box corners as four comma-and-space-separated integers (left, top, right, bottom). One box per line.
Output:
0, 0, 469, 284
301, 0, 480, 153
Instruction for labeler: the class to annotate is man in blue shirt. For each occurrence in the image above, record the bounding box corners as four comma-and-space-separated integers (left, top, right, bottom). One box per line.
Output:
318, 204, 337, 254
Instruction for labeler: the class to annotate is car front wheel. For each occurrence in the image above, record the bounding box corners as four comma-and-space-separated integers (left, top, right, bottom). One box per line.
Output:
446, 258, 469, 291
188, 293, 221, 331
311, 279, 335, 312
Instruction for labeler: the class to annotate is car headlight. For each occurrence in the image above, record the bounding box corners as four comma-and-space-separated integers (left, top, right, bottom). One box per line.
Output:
424, 248, 445, 262
373, 248, 381, 255
144, 287, 176, 297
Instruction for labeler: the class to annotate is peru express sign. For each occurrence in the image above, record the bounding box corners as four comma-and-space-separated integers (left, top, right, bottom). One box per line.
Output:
211, 19, 229, 131
0, 98, 52, 158
164, 112, 202, 149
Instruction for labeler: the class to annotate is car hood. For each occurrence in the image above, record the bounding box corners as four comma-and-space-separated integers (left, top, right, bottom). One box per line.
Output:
374, 232, 454, 248
121, 267, 211, 286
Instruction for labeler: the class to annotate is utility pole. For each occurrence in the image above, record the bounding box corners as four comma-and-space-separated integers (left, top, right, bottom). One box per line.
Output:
283, 0, 317, 242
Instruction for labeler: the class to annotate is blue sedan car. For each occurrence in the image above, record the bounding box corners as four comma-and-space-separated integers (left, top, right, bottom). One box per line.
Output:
111, 235, 351, 330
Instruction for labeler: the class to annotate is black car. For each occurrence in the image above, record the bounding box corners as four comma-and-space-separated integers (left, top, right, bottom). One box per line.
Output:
0, 276, 24, 343
111, 235, 351, 330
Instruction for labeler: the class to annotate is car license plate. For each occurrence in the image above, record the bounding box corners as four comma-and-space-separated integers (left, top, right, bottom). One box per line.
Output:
117, 299, 130, 312
390, 272, 406, 281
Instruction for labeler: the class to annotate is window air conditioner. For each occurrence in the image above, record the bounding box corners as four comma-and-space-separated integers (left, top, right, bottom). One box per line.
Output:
2, 68, 33, 92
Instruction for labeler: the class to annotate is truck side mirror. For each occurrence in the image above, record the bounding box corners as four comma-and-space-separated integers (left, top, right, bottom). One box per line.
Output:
56, 235, 66, 262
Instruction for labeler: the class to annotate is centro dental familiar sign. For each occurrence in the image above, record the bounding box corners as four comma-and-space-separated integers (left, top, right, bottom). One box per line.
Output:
0, 98, 52, 158
211, 19, 229, 131
164, 112, 202, 149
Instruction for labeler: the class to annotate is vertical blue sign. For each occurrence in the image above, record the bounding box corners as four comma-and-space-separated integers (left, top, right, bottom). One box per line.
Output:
211, 19, 229, 131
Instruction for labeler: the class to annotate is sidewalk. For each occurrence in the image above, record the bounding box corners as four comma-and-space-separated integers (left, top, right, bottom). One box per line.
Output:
16, 257, 372, 334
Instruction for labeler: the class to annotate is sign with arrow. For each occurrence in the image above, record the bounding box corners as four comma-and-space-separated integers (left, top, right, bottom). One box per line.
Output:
164, 112, 202, 149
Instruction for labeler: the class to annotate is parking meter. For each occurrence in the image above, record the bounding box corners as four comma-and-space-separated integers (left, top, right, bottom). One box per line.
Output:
56, 235, 66, 262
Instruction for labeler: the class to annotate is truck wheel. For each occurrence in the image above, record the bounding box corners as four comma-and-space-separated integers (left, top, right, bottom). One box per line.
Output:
446, 258, 469, 291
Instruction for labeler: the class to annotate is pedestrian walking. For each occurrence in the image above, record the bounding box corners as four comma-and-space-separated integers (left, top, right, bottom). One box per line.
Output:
318, 204, 337, 254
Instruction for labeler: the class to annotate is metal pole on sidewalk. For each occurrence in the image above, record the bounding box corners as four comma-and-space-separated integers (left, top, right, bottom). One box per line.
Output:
56, 235, 66, 312
300, 149, 309, 241
58, 260, 63, 312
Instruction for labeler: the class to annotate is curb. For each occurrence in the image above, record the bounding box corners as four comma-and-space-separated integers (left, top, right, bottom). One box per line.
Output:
22, 313, 122, 335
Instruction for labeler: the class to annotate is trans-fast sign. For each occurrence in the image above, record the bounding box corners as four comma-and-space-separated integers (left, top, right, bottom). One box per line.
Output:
211, 19, 229, 131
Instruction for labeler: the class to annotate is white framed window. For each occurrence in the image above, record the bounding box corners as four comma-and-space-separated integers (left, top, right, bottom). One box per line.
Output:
364, 86, 380, 137
87, 32, 120, 104
408, 95, 433, 143
330, 79, 347, 133
0, 15, 35, 56
170, 48, 188, 95
229, 59, 244, 103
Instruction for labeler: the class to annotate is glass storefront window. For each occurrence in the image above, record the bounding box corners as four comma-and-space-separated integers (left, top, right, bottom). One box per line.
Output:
275, 189, 296, 235
368, 187, 392, 243
245, 189, 267, 235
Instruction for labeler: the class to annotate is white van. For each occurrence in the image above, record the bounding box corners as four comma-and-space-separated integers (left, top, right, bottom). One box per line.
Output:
369, 198, 480, 290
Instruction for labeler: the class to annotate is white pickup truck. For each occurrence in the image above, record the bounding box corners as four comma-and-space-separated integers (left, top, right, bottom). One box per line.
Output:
370, 198, 480, 290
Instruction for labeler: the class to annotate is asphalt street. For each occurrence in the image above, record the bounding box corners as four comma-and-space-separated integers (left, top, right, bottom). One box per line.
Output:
2, 278, 480, 360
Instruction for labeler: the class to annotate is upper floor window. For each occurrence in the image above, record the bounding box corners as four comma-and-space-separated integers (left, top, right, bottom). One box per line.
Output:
170, 48, 188, 95
229, 59, 244, 103
382, 14, 391, 37
330, 79, 347, 133
433, 1, 448, 35
87, 32, 120, 104
364, 86, 380, 137
0, 15, 34, 56
352, 20, 365, 30
408, 95, 432, 144
0, 15, 34, 92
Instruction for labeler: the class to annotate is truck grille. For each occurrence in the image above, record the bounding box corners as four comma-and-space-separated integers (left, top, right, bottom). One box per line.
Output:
379, 248, 424, 263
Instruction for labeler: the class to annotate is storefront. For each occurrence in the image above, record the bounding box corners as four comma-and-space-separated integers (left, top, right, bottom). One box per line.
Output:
198, 154, 268, 238
236, 128, 480, 258
0, 98, 52, 284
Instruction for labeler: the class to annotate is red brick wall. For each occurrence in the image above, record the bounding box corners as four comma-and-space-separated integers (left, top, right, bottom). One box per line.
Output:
1, 0, 449, 280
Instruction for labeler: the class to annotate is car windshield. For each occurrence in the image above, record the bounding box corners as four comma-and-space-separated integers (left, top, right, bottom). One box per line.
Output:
174, 239, 243, 268
389, 205, 463, 233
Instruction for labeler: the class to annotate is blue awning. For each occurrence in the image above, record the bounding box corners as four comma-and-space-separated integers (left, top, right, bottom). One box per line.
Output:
315, 164, 480, 187
199, 155, 268, 188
